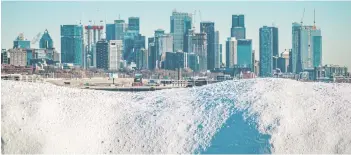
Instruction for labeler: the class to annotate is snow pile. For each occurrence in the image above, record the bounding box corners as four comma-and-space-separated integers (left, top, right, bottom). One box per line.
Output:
232, 79, 351, 153
1, 79, 351, 153
1, 80, 232, 154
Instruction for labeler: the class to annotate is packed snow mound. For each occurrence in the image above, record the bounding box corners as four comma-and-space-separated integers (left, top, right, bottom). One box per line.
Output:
1, 79, 351, 153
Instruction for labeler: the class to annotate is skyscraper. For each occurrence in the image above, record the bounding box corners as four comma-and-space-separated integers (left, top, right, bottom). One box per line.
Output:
190, 32, 207, 72
288, 49, 293, 73
13, 33, 30, 49
187, 53, 200, 72
313, 35, 322, 67
106, 24, 116, 41
123, 30, 139, 62
237, 39, 253, 69
148, 37, 157, 70
170, 10, 192, 52
200, 21, 215, 70
128, 17, 140, 32
115, 20, 127, 40
158, 33, 173, 68
96, 39, 109, 70
165, 52, 176, 70
272, 27, 279, 69
291, 22, 322, 73
231, 15, 246, 39
154, 29, 165, 68
135, 48, 147, 70
226, 37, 237, 68
60, 25, 83, 65
259, 26, 278, 77
9, 49, 27, 66
214, 31, 220, 69
39, 29, 53, 49
220, 44, 223, 67
109, 40, 123, 71
133, 34, 146, 62
1, 49, 9, 64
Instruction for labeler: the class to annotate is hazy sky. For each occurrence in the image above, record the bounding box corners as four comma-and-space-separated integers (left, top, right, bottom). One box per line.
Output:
1, 1, 351, 69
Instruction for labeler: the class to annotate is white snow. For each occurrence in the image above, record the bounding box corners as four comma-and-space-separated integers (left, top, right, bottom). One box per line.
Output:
1, 78, 351, 153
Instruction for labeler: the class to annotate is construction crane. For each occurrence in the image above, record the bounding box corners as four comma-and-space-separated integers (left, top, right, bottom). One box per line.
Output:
31, 32, 42, 44
198, 10, 203, 22
313, 9, 316, 30
192, 10, 196, 29
198, 10, 205, 33
300, 8, 305, 27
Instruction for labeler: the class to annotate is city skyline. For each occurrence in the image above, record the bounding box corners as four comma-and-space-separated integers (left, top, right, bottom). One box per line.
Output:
1, 1, 351, 69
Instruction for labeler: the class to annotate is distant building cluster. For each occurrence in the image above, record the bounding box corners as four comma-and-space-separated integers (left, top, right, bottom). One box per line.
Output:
1, 9, 349, 80
2, 30, 60, 72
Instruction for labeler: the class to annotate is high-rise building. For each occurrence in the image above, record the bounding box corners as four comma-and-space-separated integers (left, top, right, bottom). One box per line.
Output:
123, 30, 140, 62
259, 26, 278, 77
232, 14, 245, 27
135, 48, 148, 70
84, 24, 104, 68
133, 34, 146, 62
272, 27, 279, 69
165, 52, 176, 70
288, 49, 293, 72
13, 33, 30, 49
109, 40, 123, 71
176, 51, 188, 69
226, 37, 237, 68
313, 36, 322, 68
9, 48, 27, 66
39, 29, 53, 49
214, 31, 220, 69
106, 24, 116, 41
231, 15, 246, 39
92, 44, 96, 67
153, 29, 165, 68
220, 44, 223, 67
115, 20, 127, 40
2, 49, 9, 64
190, 32, 207, 72
148, 37, 157, 70
96, 39, 109, 70
237, 39, 253, 70
291, 22, 322, 73
252, 50, 256, 73
200, 21, 215, 70
187, 28, 195, 53
158, 33, 173, 68
164, 51, 187, 70
187, 53, 200, 72
128, 17, 140, 33
170, 10, 192, 52
301, 26, 321, 70
60, 25, 83, 65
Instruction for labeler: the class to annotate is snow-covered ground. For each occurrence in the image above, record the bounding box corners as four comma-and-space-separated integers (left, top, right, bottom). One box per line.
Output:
1, 79, 351, 153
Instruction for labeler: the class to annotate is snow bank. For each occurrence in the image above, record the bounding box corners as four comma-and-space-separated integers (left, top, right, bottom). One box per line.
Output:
232, 78, 351, 153
1, 79, 351, 153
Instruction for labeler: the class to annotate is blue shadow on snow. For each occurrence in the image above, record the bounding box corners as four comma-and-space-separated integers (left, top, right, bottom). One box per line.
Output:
198, 111, 272, 154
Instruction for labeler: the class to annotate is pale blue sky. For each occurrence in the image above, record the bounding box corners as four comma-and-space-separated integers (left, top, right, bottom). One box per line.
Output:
1, 1, 351, 68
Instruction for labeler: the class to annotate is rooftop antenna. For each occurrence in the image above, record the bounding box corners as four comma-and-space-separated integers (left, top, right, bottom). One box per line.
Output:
118, 14, 121, 20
